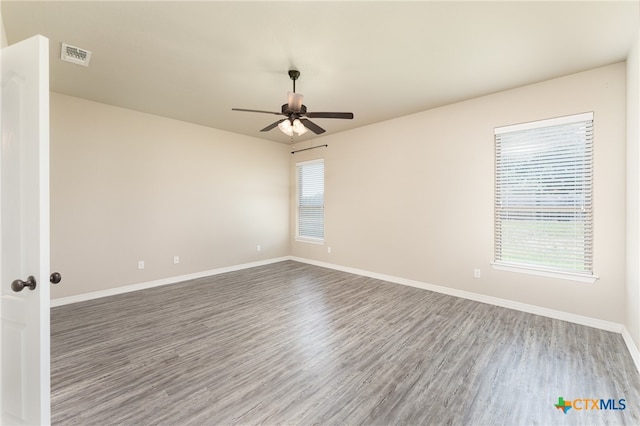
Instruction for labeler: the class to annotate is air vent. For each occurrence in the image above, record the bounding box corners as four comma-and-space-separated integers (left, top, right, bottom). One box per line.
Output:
60, 43, 91, 66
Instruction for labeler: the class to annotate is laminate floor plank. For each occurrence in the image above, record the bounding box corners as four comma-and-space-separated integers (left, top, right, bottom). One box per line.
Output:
51, 261, 640, 425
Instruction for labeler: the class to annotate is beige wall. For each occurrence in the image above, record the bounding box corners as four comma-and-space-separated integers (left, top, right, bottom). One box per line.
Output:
50, 93, 290, 299
627, 30, 640, 349
292, 63, 627, 324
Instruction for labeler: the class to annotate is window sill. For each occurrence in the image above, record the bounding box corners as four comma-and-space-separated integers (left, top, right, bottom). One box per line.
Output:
491, 262, 599, 284
295, 237, 325, 245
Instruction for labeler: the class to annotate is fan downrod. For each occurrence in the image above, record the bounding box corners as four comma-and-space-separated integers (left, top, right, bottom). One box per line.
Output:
288, 69, 300, 92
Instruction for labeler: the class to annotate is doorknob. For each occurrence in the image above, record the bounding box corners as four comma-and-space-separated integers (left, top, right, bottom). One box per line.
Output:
11, 276, 37, 292
50, 272, 61, 284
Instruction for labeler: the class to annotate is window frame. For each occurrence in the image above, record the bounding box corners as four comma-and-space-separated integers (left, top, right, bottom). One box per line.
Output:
295, 158, 325, 244
492, 112, 598, 283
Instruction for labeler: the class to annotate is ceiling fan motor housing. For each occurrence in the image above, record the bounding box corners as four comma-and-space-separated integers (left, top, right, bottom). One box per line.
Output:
281, 103, 306, 116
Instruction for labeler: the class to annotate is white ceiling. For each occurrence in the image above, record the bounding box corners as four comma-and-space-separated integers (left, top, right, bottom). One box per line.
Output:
3, 1, 639, 144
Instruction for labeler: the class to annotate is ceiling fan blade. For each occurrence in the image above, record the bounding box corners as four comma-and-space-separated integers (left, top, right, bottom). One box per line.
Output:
232, 108, 283, 115
300, 119, 326, 135
287, 92, 304, 112
260, 119, 286, 132
304, 112, 354, 119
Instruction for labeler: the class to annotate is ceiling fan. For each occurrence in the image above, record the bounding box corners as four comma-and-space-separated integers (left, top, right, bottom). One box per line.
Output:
232, 70, 354, 136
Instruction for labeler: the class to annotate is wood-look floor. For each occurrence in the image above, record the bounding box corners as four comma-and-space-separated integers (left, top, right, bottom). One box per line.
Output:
51, 261, 640, 425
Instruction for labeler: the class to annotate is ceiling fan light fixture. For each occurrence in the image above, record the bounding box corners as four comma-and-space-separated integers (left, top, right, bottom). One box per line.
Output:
292, 119, 308, 135
278, 118, 307, 136
278, 119, 294, 136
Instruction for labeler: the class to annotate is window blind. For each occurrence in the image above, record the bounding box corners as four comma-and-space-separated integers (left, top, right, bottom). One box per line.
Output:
494, 112, 593, 275
297, 159, 324, 240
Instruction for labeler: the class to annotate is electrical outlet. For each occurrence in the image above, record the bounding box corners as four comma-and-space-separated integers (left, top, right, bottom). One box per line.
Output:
138, 261, 145, 270
474, 268, 481, 278
257, 245, 261, 252
327, 246, 332, 254
173, 256, 180, 264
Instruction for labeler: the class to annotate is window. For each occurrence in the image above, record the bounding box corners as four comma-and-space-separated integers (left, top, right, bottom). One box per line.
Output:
296, 159, 324, 241
494, 112, 594, 280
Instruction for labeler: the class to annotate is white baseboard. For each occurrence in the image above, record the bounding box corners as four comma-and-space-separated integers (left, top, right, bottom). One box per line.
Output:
290, 256, 625, 334
50, 257, 290, 307
622, 327, 640, 373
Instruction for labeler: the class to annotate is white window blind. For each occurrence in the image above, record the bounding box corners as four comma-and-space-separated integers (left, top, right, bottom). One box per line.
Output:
494, 112, 593, 276
297, 159, 324, 240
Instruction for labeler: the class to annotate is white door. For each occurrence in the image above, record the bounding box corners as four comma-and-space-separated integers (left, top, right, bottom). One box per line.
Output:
0, 35, 51, 425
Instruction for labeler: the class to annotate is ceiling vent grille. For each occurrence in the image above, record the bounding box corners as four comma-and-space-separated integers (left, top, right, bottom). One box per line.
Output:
60, 43, 91, 66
